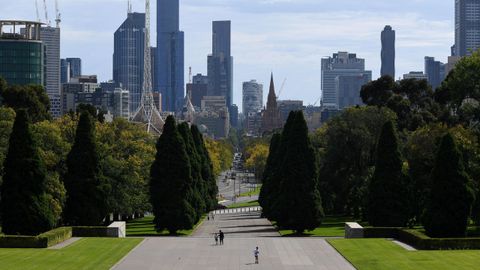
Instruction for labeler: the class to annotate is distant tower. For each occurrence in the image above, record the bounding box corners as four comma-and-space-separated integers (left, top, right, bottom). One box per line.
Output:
261, 74, 282, 134
381, 25, 395, 78
455, 0, 480, 56
132, 0, 164, 134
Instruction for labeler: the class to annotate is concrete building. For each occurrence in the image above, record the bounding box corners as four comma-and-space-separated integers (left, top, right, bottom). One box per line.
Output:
156, 0, 184, 112
60, 58, 70, 84
381, 25, 395, 78
403, 71, 428, 80
186, 74, 208, 108
245, 112, 262, 137
322, 52, 371, 109
278, 100, 304, 123
66, 58, 81, 78
243, 80, 263, 116
336, 73, 371, 109
455, 0, 480, 56
424, 56, 446, 89
113, 12, 145, 115
0, 20, 44, 86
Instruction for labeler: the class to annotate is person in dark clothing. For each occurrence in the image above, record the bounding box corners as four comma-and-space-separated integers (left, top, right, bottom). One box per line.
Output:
219, 230, 224, 245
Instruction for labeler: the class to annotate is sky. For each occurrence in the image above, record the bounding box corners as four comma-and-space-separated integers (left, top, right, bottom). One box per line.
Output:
1, 0, 454, 111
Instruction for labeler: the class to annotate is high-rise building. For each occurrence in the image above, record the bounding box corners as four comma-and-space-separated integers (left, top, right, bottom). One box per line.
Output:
424, 56, 446, 89
455, 0, 480, 56
242, 80, 263, 115
261, 74, 282, 134
113, 12, 146, 115
60, 58, 70, 84
403, 71, 428, 80
208, 21, 234, 123
278, 100, 303, 122
0, 21, 44, 86
321, 52, 371, 109
186, 74, 208, 108
66, 58, 82, 78
156, 0, 184, 112
381, 25, 395, 78
336, 74, 371, 109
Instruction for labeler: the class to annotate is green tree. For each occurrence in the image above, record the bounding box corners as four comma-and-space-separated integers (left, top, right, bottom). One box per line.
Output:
368, 121, 411, 227
274, 111, 324, 233
259, 133, 281, 219
150, 116, 195, 234
360, 75, 395, 107
1, 110, 55, 235
0, 83, 51, 122
245, 142, 269, 182
64, 113, 109, 225
424, 133, 475, 237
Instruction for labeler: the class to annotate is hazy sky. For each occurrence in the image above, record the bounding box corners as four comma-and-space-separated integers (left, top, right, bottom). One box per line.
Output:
1, 0, 454, 110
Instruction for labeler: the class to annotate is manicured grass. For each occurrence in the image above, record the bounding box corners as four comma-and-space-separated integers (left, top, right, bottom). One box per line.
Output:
238, 185, 262, 197
226, 200, 260, 209
126, 215, 206, 236
278, 216, 361, 237
0, 238, 142, 270
329, 238, 480, 270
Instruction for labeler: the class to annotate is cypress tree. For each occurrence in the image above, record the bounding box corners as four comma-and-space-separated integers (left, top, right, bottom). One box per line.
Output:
258, 132, 281, 219
424, 133, 474, 237
1, 110, 55, 235
368, 121, 410, 227
178, 122, 206, 222
150, 116, 195, 234
64, 112, 108, 225
274, 111, 324, 233
191, 125, 217, 211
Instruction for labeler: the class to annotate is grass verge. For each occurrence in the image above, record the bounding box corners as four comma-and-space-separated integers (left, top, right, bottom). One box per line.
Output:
126, 215, 206, 236
278, 216, 361, 237
238, 185, 262, 197
226, 200, 260, 209
0, 238, 142, 270
329, 238, 480, 270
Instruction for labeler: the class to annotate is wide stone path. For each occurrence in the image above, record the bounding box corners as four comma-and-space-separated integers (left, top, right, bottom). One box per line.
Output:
113, 209, 355, 270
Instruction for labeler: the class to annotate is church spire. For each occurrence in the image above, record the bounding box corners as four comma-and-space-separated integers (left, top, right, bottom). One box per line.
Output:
267, 73, 277, 106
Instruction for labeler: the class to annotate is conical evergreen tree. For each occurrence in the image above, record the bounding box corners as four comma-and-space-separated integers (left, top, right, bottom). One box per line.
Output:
274, 111, 324, 233
64, 112, 108, 225
368, 121, 410, 227
191, 125, 217, 211
150, 116, 196, 234
424, 133, 474, 237
259, 132, 281, 219
1, 110, 55, 235
178, 122, 206, 222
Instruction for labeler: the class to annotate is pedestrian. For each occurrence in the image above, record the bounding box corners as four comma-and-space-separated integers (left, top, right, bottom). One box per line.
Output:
212, 214, 215, 221
208, 215, 210, 221
253, 247, 259, 264
214, 233, 218, 245
219, 230, 224, 245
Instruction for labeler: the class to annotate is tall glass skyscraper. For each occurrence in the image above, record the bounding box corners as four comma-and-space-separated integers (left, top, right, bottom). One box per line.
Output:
156, 0, 184, 112
381, 25, 395, 78
113, 12, 146, 114
455, 0, 480, 56
66, 58, 82, 78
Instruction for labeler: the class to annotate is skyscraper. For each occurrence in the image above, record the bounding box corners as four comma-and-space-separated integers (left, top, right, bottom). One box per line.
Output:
113, 12, 145, 114
186, 74, 208, 108
39, 26, 61, 118
381, 25, 395, 78
243, 80, 263, 115
60, 58, 70, 84
425, 56, 446, 89
208, 21, 233, 106
336, 74, 371, 109
455, 0, 480, 56
156, 0, 184, 112
66, 58, 82, 78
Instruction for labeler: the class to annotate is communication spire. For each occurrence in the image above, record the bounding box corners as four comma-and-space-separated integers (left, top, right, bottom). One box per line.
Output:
55, 0, 61, 27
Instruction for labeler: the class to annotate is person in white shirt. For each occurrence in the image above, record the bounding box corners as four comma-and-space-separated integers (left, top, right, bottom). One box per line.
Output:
253, 247, 260, 264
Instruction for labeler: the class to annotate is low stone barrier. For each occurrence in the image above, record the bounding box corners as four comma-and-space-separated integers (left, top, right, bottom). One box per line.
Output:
345, 222, 364, 239
108, 222, 126, 238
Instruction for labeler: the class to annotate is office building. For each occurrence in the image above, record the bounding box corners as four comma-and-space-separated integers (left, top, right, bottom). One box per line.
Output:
321, 52, 372, 109
278, 100, 303, 123
403, 71, 428, 80
61, 59, 70, 84
336, 74, 371, 109
446, 56, 462, 75
39, 26, 61, 98
455, 0, 480, 56
113, 12, 146, 114
381, 25, 395, 78
230, 104, 238, 127
196, 96, 230, 138
156, 0, 184, 112
186, 74, 208, 108
0, 20, 44, 86
261, 74, 282, 134
425, 56, 446, 89
208, 21, 234, 123
243, 80, 263, 116
66, 58, 81, 78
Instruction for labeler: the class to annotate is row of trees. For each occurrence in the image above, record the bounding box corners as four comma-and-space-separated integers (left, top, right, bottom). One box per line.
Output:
150, 116, 217, 234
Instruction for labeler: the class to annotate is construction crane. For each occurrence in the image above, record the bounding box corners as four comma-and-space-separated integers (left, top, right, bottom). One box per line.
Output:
276, 78, 287, 100
55, 0, 61, 27
42, 0, 50, 26
311, 96, 322, 107
188, 66, 192, 84
35, 0, 41, 22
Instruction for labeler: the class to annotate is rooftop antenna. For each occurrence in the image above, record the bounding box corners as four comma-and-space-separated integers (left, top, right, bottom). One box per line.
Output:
42, 0, 50, 26
35, 0, 41, 22
55, 0, 61, 27
189, 66, 192, 84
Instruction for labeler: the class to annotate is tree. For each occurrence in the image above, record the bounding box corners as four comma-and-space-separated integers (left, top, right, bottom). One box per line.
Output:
424, 133, 475, 237
0, 83, 51, 122
64, 112, 109, 225
259, 133, 281, 219
1, 110, 55, 235
245, 143, 269, 182
150, 116, 195, 234
274, 111, 324, 233
368, 121, 411, 227
360, 75, 395, 107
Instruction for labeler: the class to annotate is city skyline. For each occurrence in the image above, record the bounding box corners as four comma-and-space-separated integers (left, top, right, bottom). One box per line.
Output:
1, 0, 453, 111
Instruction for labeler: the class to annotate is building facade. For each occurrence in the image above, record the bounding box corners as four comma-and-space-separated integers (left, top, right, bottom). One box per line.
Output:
113, 12, 145, 115
336, 74, 371, 110
381, 25, 395, 78
278, 100, 303, 123
60, 58, 70, 84
39, 26, 61, 118
403, 71, 428, 80
186, 73, 208, 108
243, 80, 263, 116
66, 58, 81, 78
424, 56, 446, 89
455, 0, 480, 56
156, 0, 184, 112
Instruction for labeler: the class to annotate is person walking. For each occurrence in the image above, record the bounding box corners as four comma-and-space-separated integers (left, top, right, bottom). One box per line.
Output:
254, 247, 260, 264
214, 233, 218, 245
219, 230, 224, 245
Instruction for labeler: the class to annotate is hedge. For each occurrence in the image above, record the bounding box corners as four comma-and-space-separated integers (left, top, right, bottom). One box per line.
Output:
38, 227, 72, 247
0, 227, 72, 248
72, 226, 114, 237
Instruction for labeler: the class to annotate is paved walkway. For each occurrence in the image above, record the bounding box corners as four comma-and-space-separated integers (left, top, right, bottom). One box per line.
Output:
113, 210, 355, 270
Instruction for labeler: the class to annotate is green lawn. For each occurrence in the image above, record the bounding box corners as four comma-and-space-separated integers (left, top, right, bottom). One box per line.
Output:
329, 238, 480, 270
126, 215, 206, 236
226, 200, 260, 209
238, 185, 262, 197
278, 216, 360, 237
0, 238, 142, 270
